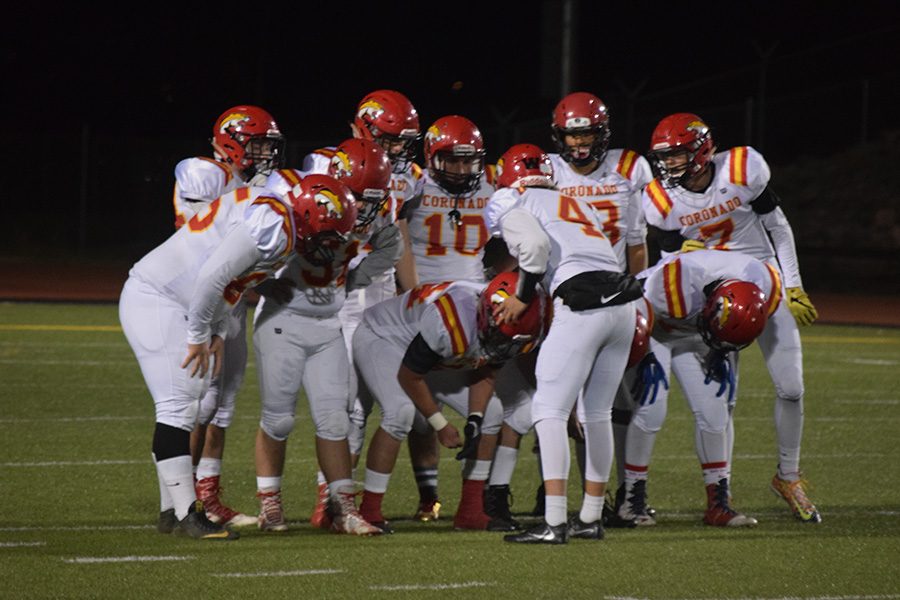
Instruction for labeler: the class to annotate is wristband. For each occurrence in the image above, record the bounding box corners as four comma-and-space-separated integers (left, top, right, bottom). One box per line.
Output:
427, 412, 449, 431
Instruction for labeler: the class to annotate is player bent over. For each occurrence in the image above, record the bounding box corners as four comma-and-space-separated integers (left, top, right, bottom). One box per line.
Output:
486, 143, 643, 544
120, 181, 304, 540
252, 169, 397, 535
173, 105, 285, 528
355, 273, 550, 532
620, 249, 780, 527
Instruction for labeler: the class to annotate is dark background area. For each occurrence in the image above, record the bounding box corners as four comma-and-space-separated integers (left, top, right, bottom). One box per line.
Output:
3, 1, 899, 291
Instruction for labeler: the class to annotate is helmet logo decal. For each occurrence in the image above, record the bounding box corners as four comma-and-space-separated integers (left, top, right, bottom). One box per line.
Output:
490, 289, 510, 306
330, 151, 353, 180
218, 112, 250, 134
425, 125, 441, 143
316, 189, 344, 215
716, 296, 732, 329
687, 120, 709, 135
357, 100, 385, 121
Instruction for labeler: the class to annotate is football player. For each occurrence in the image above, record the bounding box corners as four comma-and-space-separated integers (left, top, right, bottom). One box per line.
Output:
173, 105, 284, 528
397, 114, 497, 521
251, 168, 397, 535
302, 91, 425, 525
546, 92, 654, 521
355, 273, 550, 532
120, 179, 304, 540
643, 113, 820, 523
620, 249, 783, 527
487, 143, 643, 544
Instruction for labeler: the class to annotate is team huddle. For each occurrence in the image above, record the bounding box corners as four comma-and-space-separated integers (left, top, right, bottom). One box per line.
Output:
119, 89, 821, 544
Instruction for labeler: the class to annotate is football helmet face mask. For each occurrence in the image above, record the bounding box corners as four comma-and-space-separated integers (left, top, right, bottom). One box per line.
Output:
212, 105, 285, 181
328, 138, 392, 230
699, 279, 768, 351
648, 113, 715, 188
286, 174, 358, 266
551, 92, 611, 167
423, 115, 486, 196
496, 144, 555, 189
354, 90, 421, 174
476, 271, 551, 364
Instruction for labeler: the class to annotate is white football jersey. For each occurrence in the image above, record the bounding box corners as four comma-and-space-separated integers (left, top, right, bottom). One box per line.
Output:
640, 249, 783, 338
361, 280, 492, 369
404, 168, 496, 284
485, 186, 621, 295
550, 148, 652, 270
172, 157, 242, 228
643, 147, 777, 260
130, 187, 295, 342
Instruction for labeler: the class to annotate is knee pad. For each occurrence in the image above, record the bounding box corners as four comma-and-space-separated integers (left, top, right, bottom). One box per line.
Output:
630, 399, 666, 434
503, 398, 533, 436
260, 413, 295, 442
482, 397, 503, 436
210, 403, 235, 429
314, 408, 350, 441
381, 402, 415, 441
197, 389, 219, 426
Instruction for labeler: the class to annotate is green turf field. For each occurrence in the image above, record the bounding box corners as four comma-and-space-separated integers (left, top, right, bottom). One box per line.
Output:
1, 302, 898, 599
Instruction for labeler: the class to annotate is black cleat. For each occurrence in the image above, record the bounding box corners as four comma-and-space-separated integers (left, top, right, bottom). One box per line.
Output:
176, 501, 239, 540
484, 485, 519, 531
157, 508, 177, 534
567, 515, 605, 540
504, 521, 567, 545
371, 520, 394, 534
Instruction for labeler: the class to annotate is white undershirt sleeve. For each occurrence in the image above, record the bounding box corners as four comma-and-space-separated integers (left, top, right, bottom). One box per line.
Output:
759, 207, 803, 288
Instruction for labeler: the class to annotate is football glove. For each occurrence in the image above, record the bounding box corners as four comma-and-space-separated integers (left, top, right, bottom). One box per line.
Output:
787, 287, 818, 326
455, 413, 483, 461
680, 239, 706, 253
631, 352, 669, 406
702, 349, 736, 403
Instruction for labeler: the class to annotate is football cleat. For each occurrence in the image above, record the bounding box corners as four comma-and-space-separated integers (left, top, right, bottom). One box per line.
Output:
310, 482, 333, 529
413, 499, 442, 522
257, 490, 288, 532
704, 479, 758, 527
617, 480, 657, 526
504, 521, 568, 545
176, 501, 239, 540
453, 509, 490, 531
196, 476, 257, 527
330, 491, 382, 536
157, 508, 177, 534
770, 473, 821, 523
484, 485, 519, 531
567, 514, 605, 540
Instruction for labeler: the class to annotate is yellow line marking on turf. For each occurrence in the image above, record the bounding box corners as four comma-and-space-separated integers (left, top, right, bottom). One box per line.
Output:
803, 335, 900, 345
0, 325, 122, 332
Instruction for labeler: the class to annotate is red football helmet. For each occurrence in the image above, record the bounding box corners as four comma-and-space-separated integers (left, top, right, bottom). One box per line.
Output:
353, 90, 421, 174
286, 174, 358, 265
497, 144, 555, 189
477, 271, 551, 363
211, 105, 285, 180
328, 138, 392, 229
423, 115, 486, 196
627, 301, 655, 369
699, 280, 768, 351
551, 92, 611, 167
647, 113, 716, 188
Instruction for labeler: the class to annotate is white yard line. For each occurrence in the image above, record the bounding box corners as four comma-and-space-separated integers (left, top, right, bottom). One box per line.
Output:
0, 541, 46, 548
369, 581, 494, 591
62, 555, 194, 564
212, 569, 344, 578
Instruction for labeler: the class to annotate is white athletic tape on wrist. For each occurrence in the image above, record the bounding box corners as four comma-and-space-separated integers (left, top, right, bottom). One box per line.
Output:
427, 412, 449, 431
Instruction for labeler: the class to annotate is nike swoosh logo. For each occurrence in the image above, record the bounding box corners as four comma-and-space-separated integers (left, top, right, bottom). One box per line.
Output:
166, 482, 181, 487
600, 292, 621, 304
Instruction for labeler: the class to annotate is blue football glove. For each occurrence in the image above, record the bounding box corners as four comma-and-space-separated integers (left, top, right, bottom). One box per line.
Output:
631, 352, 669, 406
703, 350, 736, 403
455, 413, 483, 461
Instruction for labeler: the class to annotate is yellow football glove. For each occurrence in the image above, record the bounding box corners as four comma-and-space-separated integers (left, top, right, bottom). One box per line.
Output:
680, 239, 706, 253
787, 287, 818, 326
